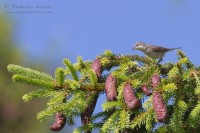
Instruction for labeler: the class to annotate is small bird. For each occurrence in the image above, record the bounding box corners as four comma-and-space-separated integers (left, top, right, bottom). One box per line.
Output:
133, 42, 181, 64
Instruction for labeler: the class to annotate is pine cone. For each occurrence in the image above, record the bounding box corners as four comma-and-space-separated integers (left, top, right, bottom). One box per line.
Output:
91, 58, 102, 78
123, 82, 140, 109
105, 74, 117, 101
49, 112, 66, 131
81, 91, 98, 133
151, 74, 161, 88
152, 91, 167, 122
141, 85, 151, 96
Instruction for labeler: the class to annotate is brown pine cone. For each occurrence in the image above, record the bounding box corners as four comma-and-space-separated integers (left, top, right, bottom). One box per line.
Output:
105, 74, 117, 101
49, 112, 66, 131
152, 91, 167, 122
91, 58, 102, 78
151, 74, 161, 88
123, 82, 140, 109
81, 91, 98, 133
141, 85, 151, 96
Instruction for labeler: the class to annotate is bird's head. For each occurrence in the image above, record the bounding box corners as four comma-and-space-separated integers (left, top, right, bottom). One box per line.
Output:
133, 42, 147, 51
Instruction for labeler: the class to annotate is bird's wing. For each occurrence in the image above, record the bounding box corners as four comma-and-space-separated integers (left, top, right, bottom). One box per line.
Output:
150, 46, 169, 52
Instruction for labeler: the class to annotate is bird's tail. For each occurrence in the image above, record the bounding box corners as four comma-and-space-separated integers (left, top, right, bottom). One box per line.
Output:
169, 47, 182, 51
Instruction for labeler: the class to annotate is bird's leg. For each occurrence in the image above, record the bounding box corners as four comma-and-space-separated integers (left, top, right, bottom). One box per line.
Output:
156, 58, 163, 65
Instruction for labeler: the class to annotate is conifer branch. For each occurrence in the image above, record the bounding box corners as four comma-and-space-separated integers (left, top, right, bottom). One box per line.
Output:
7, 50, 200, 132
130, 108, 153, 129
188, 101, 200, 128
7, 64, 53, 81
63, 59, 79, 81
22, 89, 57, 102
55, 67, 65, 86
12, 74, 54, 88
100, 110, 120, 132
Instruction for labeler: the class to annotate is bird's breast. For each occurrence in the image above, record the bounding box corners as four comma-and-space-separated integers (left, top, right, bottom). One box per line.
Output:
143, 51, 165, 59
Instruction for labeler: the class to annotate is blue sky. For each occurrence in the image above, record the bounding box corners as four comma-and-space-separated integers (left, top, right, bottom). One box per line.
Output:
2, 0, 200, 66
1, 0, 200, 132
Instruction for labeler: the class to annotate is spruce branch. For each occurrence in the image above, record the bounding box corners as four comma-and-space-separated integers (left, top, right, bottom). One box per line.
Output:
12, 74, 54, 88
7, 50, 200, 132
22, 89, 57, 102
118, 109, 130, 129
130, 108, 154, 129
188, 101, 200, 128
7, 64, 53, 81
102, 101, 123, 111
81, 91, 99, 133
177, 50, 194, 69
63, 59, 79, 81
169, 100, 188, 132
100, 110, 120, 132
55, 67, 65, 87
88, 70, 98, 87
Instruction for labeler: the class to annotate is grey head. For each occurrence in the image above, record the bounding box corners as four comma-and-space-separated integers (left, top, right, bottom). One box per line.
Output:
133, 42, 148, 52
